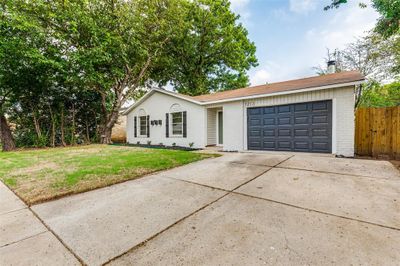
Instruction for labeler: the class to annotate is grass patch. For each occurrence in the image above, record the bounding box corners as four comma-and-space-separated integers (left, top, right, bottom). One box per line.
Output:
0, 145, 218, 205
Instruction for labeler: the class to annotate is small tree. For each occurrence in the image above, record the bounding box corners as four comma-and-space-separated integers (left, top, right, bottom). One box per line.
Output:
313, 35, 397, 107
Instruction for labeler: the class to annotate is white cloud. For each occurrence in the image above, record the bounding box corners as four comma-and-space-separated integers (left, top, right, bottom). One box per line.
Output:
230, 0, 250, 10
271, 8, 294, 22
230, 0, 252, 26
248, 1, 379, 85
250, 69, 270, 85
289, 0, 318, 14
305, 1, 379, 66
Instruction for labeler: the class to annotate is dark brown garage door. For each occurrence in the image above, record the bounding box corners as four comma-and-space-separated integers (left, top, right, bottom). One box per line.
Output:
247, 100, 332, 153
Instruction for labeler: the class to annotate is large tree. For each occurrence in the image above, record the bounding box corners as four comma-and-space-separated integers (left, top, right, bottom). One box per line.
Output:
0, 0, 59, 151
13, 0, 186, 144
2, 0, 258, 148
155, 0, 258, 96
1, 0, 102, 150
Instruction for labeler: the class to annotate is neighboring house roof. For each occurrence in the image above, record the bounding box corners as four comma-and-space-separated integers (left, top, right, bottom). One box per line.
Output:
124, 71, 364, 115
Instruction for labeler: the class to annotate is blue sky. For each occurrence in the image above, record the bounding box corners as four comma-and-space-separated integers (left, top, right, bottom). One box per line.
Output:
230, 0, 379, 85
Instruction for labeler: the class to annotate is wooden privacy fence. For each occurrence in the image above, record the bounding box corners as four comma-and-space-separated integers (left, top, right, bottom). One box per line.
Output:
355, 107, 400, 160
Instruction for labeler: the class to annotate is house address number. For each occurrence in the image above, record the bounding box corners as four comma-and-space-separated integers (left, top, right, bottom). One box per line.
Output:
245, 101, 256, 107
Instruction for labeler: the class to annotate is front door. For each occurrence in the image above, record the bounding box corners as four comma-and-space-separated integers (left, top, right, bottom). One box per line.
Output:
218, 111, 223, 145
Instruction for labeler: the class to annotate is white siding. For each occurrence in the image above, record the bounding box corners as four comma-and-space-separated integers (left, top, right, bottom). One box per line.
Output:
126, 92, 206, 148
222, 101, 244, 151
206, 108, 218, 145
126, 86, 355, 156
222, 86, 355, 156
333, 87, 355, 156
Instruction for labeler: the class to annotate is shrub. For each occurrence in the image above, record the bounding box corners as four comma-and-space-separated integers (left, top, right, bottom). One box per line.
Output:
147, 140, 151, 145
189, 142, 194, 148
136, 141, 140, 145
172, 142, 176, 147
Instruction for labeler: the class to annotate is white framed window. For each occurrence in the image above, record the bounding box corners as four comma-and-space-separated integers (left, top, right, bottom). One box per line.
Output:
171, 112, 183, 136
139, 116, 147, 136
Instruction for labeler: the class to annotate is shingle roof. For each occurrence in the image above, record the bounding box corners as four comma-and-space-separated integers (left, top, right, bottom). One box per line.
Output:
191, 71, 364, 103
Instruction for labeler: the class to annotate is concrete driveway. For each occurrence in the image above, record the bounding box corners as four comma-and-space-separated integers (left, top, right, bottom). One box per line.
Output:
4, 152, 399, 265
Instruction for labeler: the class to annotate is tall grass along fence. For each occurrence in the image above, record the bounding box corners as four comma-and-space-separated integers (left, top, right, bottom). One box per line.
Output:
355, 107, 400, 160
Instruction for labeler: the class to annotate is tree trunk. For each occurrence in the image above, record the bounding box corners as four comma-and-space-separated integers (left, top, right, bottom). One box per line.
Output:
354, 84, 363, 108
60, 108, 66, 147
70, 104, 76, 145
32, 111, 42, 139
49, 105, 56, 147
0, 114, 16, 151
100, 108, 121, 144
85, 120, 91, 144
100, 126, 113, 144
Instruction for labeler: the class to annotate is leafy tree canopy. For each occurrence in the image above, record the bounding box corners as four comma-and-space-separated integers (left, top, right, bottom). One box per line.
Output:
154, 0, 258, 96
358, 80, 400, 107
1, 0, 258, 149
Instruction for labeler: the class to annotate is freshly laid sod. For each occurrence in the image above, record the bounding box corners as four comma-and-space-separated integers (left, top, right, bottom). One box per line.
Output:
0, 145, 217, 205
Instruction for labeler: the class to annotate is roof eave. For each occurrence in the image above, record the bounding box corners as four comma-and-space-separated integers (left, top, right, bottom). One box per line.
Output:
200, 79, 365, 106
123, 79, 365, 113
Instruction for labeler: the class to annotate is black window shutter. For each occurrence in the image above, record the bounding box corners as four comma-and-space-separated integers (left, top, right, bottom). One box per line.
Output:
147, 115, 150, 137
134, 116, 137, 137
182, 111, 187, 138
165, 113, 169, 138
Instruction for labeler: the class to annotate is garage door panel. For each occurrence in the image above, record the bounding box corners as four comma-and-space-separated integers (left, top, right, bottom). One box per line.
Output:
278, 105, 291, 113
277, 141, 291, 149
249, 108, 261, 115
312, 128, 328, 137
248, 140, 262, 149
294, 141, 309, 150
249, 129, 261, 137
294, 129, 309, 137
249, 118, 261, 126
278, 117, 291, 125
312, 142, 330, 151
263, 107, 275, 114
263, 118, 275, 126
263, 129, 275, 137
247, 100, 332, 153
312, 115, 328, 124
312, 101, 328, 111
294, 103, 309, 112
262, 141, 275, 149
294, 116, 309, 125
278, 129, 291, 137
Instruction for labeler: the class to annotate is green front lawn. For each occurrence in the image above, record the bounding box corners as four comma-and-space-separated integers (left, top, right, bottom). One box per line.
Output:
0, 145, 216, 205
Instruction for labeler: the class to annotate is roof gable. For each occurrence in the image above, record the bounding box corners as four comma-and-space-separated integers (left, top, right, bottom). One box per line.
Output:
123, 89, 201, 115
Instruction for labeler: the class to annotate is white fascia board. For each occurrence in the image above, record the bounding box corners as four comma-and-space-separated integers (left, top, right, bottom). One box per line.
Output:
200, 80, 365, 106
123, 80, 365, 114
122, 90, 155, 115
123, 88, 202, 115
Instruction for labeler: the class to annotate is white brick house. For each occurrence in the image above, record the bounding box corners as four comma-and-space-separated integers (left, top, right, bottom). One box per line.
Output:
124, 71, 364, 157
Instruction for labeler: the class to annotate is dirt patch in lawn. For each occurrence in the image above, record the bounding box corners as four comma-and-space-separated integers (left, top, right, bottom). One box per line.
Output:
11, 161, 59, 176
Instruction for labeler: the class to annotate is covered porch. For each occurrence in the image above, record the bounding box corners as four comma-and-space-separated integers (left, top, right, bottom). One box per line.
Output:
206, 107, 223, 147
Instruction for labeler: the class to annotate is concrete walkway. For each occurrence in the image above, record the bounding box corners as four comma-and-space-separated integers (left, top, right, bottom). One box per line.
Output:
0, 182, 80, 265
3, 153, 400, 265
